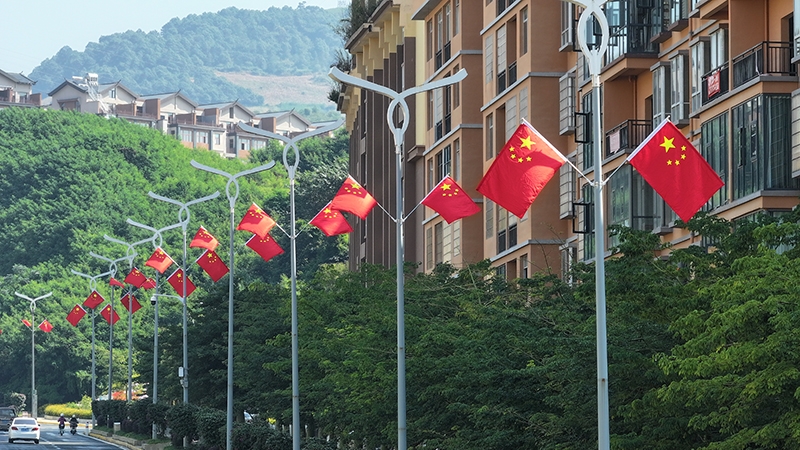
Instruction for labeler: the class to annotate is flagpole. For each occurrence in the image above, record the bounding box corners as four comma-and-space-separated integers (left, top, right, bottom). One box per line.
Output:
14, 291, 52, 419
328, 67, 467, 450
236, 119, 343, 450
189, 160, 275, 450
562, 1, 611, 448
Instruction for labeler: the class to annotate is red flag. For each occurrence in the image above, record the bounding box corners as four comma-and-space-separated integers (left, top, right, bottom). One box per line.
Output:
309, 203, 353, 236
38, 320, 53, 333
109, 277, 125, 287
141, 278, 156, 290
246, 234, 284, 262
329, 176, 378, 220
66, 305, 86, 327
421, 176, 481, 224
627, 119, 724, 223
196, 250, 230, 282
21, 319, 31, 328
120, 294, 142, 314
167, 268, 196, 297
83, 290, 105, 309
101, 304, 120, 325
190, 226, 219, 252
477, 121, 567, 218
124, 267, 147, 288
237, 203, 276, 237
144, 247, 174, 274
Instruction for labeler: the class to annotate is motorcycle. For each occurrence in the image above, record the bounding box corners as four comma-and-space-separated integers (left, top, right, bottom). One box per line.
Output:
58, 423, 65, 436
70, 422, 78, 435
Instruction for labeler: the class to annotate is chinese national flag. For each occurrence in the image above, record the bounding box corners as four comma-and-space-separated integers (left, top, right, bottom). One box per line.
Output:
21, 319, 31, 328
627, 119, 724, 223
66, 305, 86, 327
124, 267, 147, 288
309, 203, 353, 236
421, 176, 481, 224
190, 226, 219, 252
246, 234, 284, 262
120, 294, 142, 314
141, 278, 156, 290
101, 304, 120, 325
477, 121, 567, 218
237, 204, 276, 237
83, 290, 105, 309
38, 320, 53, 333
167, 269, 196, 297
196, 250, 229, 282
145, 247, 174, 274
330, 176, 378, 220
109, 277, 125, 288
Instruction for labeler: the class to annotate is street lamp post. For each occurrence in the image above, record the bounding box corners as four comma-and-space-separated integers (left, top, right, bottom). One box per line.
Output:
328, 67, 467, 450
126, 220, 182, 439
70, 268, 113, 427
14, 291, 53, 418
190, 159, 275, 450
142, 191, 220, 410
236, 119, 343, 450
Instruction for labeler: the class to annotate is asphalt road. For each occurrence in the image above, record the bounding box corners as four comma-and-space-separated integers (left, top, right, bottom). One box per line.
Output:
0, 423, 122, 448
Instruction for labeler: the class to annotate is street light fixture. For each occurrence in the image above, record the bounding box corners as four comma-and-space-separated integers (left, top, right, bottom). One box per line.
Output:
190, 159, 275, 450
328, 66, 466, 450
14, 291, 53, 419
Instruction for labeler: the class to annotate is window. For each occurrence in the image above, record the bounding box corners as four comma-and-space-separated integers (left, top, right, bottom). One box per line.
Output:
521, 7, 529, 55
485, 199, 494, 239
670, 0, 689, 25
732, 95, 794, 200
580, 90, 594, 170
442, 221, 452, 262
200, 133, 208, 144
496, 207, 518, 253
427, 91, 434, 130
560, 1, 575, 50
454, 0, 460, 35
559, 157, 577, 218
180, 129, 192, 142
435, 87, 444, 139
505, 95, 517, 142
520, 254, 529, 278
437, 145, 452, 182
520, 87, 528, 122
453, 139, 460, 181
214, 133, 222, 145
559, 72, 576, 134
453, 220, 461, 257
670, 52, 690, 123
229, 139, 235, 151
497, 25, 507, 93
691, 38, 710, 112
426, 226, 433, 269
701, 112, 729, 210
241, 140, 250, 151
608, 165, 657, 247
437, 10, 444, 57
710, 27, 728, 71
435, 222, 444, 265
485, 35, 494, 84
229, 107, 234, 119
427, 158, 435, 192
109, 88, 117, 99
427, 20, 434, 61
444, 4, 451, 47
486, 113, 494, 160
581, 184, 595, 261
453, 66, 460, 109
652, 62, 671, 125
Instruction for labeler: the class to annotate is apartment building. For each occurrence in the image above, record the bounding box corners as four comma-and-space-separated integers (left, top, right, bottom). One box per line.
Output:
337, 0, 800, 277
0, 70, 40, 108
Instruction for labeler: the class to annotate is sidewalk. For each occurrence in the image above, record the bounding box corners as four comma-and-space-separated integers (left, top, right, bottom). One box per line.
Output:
89, 428, 170, 450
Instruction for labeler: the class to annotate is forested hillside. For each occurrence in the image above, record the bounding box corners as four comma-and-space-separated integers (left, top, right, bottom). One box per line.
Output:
29, 6, 344, 106
0, 107, 348, 407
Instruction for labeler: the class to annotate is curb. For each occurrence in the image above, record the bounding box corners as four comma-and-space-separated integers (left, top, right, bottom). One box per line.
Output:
90, 431, 140, 450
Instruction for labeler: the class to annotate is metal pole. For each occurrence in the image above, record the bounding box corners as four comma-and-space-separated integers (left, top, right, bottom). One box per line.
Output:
91, 310, 96, 417
327, 67, 466, 450
190, 160, 275, 450
109, 285, 114, 401
153, 273, 160, 440
15, 292, 52, 419
128, 284, 133, 402
182, 225, 189, 406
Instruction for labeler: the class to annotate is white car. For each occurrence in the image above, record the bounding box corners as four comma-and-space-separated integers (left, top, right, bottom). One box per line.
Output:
8, 417, 40, 444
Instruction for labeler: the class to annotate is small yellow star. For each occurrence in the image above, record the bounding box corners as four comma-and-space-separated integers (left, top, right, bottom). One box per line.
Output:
667, 160, 672, 165
681, 146, 686, 151
675, 160, 680, 165
681, 154, 686, 160
526, 156, 532, 162
660, 136, 676, 153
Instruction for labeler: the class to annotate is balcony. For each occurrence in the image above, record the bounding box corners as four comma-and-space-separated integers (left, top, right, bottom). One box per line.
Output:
701, 63, 729, 105
434, 42, 452, 71
605, 119, 652, 159
606, 23, 660, 62
732, 41, 796, 88
497, 70, 507, 95
508, 61, 517, 86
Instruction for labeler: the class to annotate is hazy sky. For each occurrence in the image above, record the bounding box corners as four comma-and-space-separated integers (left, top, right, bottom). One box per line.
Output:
0, 0, 344, 75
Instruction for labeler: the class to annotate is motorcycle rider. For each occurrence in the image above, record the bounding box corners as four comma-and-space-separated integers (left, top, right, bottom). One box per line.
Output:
69, 414, 79, 434
57, 413, 66, 435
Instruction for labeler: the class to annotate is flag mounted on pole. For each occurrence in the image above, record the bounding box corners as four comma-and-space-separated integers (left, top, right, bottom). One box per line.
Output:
309, 203, 353, 237
120, 294, 142, 314
421, 176, 481, 224
66, 304, 86, 327
246, 234, 285, 262
109, 277, 125, 288
190, 226, 220, 252
330, 176, 378, 220
167, 268, 196, 297
196, 250, 230, 282
627, 119, 724, 223
83, 290, 105, 309
38, 320, 53, 333
237, 204, 276, 237
145, 248, 175, 274
101, 304, 120, 325
477, 120, 568, 218
21, 319, 31, 328
124, 267, 147, 288
141, 278, 156, 290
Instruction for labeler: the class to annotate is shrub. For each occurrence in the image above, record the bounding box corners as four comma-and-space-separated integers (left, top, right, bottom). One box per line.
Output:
148, 402, 170, 438
43, 404, 92, 419
128, 399, 150, 434
196, 407, 226, 449
92, 400, 128, 428
166, 403, 199, 447
231, 422, 291, 450
3, 393, 26, 412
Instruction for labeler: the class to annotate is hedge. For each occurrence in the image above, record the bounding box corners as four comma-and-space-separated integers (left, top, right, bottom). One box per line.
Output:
43, 404, 92, 419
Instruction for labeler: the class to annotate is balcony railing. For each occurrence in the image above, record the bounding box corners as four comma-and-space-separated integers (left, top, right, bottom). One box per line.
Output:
497, 70, 507, 95
435, 49, 443, 70
435, 41, 453, 71
435, 120, 443, 140
605, 119, 652, 159
606, 23, 660, 62
444, 41, 451, 64
508, 61, 517, 86
701, 63, 729, 105
732, 41, 796, 88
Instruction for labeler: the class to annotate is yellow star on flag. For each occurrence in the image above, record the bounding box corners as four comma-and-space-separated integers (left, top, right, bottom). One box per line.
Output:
520, 136, 533, 149
660, 136, 675, 153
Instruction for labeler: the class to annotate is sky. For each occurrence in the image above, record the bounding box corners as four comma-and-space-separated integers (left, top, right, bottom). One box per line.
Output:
0, 0, 343, 75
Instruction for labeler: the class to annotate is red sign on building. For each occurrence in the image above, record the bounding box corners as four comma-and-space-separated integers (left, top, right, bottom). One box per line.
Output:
707, 70, 721, 97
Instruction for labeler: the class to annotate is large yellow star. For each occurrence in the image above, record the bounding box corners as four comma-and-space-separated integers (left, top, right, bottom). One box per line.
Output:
323, 208, 332, 214
441, 183, 452, 191
660, 136, 676, 153
520, 136, 533, 150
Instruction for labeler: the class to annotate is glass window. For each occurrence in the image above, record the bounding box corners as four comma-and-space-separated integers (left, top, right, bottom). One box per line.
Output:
435, 222, 444, 264
444, 4, 451, 44
485, 199, 494, 239
427, 158, 435, 192
497, 25, 507, 79
670, 53, 689, 122
652, 63, 671, 124
486, 113, 494, 160
427, 20, 434, 60
453, 220, 461, 257
561, 2, 574, 49
691, 38, 710, 113
581, 184, 595, 261
710, 28, 728, 70
521, 7, 529, 55
453, 66, 460, 109
701, 112, 729, 209
453, 139, 460, 181
426, 226, 433, 269
454, 0, 460, 35
485, 35, 494, 84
